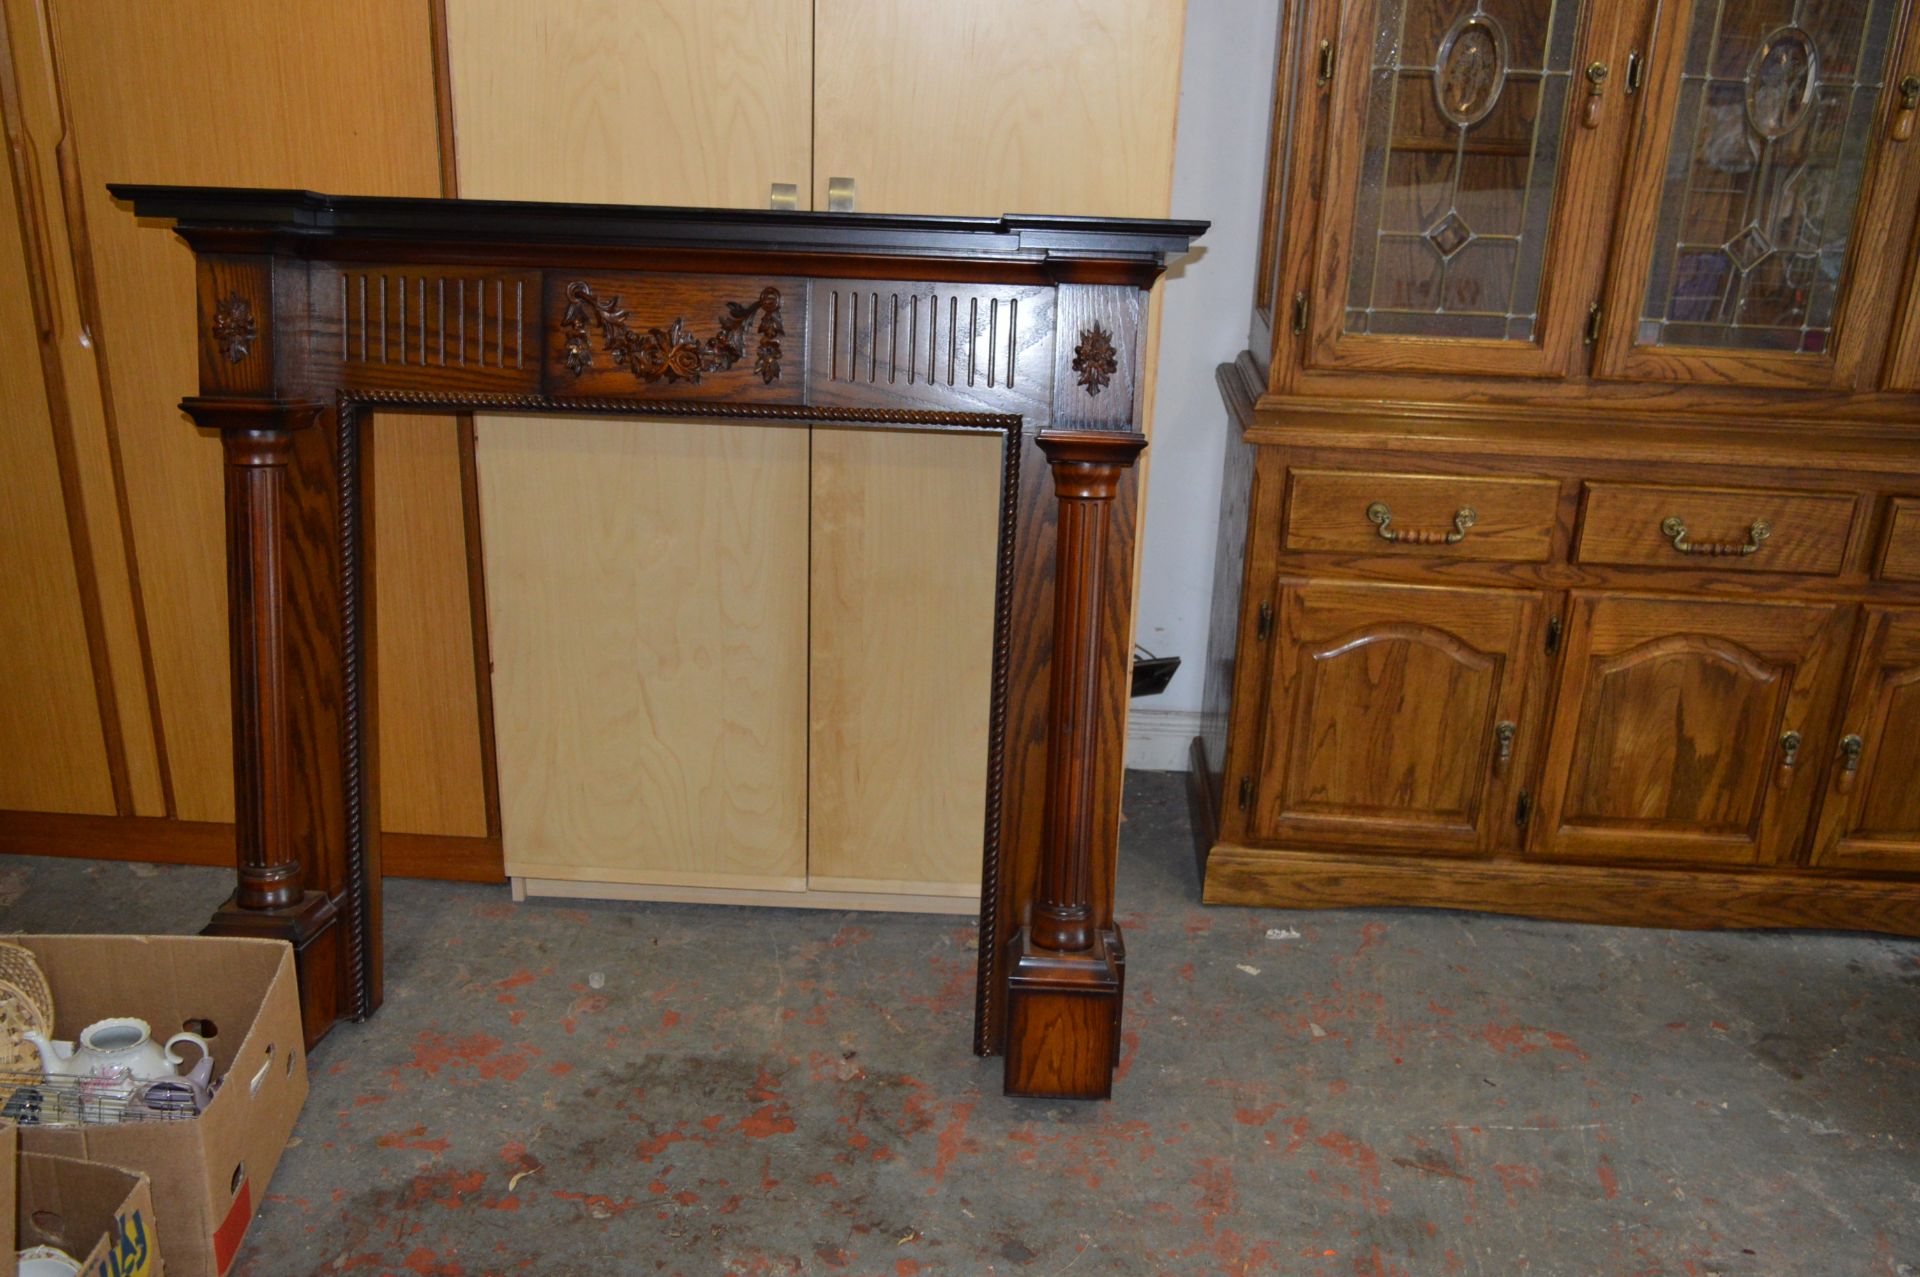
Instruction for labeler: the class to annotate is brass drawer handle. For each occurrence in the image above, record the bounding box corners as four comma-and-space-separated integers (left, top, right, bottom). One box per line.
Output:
1367, 502, 1477, 545
1775, 730, 1801, 790
1659, 515, 1771, 557
1493, 720, 1516, 779
1836, 734, 1864, 794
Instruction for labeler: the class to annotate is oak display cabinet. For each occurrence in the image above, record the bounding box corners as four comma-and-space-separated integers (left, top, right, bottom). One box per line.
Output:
1195, 0, 1920, 935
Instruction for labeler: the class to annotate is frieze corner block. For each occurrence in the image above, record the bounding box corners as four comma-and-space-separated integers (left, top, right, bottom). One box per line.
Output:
1072, 322, 1119, 397
213, 291, 258, 364
561, 281, 784, 386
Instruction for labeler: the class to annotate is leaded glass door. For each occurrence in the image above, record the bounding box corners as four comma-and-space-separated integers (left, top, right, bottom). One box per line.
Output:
1304, 0, 1640, 377
1595, 0, 1920, 388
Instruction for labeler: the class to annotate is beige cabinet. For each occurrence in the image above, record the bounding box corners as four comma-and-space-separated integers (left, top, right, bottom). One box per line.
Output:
0, 0, 1183, 900
448, 0, 1184, 908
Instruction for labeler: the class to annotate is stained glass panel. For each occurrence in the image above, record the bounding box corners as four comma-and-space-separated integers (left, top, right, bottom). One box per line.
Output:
1344, 0, 1584, 341
1637, 0, 1900, 354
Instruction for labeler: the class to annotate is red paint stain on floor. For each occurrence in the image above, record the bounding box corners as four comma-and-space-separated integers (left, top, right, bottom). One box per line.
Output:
1492, 1162, 1542, 1209
402, 1169, 486, 1210
551, 1190, 644, 1217
1235, 1102, 1283, 1127
929, 1100, 978, 1184
1477, 1023, 1590, 1062
1315, 1130, 1388, 1215
401, 1246, 467, 1276
376, 1126, 451, 1154
738, 1103, 796, 1139
1598, 1155, 1620, 1200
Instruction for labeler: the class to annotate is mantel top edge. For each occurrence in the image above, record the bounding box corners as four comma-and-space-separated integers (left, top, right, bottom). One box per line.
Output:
110, 185, 1207, 264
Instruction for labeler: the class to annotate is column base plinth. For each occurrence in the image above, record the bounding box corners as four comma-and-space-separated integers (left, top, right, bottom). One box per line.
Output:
204, 889, 342, 1051
1001, 924, 1126, 1100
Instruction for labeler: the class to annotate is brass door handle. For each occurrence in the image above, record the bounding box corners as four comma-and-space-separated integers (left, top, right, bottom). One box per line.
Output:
1892, 73, 1920, 142
1367, 502, 1477, 545
1775, 730, 1801, 790
1836, 734, 1864, 794
1493, 721, 1517, 779
1582, 61, 1610, 128
1660, 515, 1771, 557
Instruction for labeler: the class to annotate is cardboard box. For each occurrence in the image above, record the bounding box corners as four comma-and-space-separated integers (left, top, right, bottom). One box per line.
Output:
8, 937, 307, 1277
11, 1150, 163, 1277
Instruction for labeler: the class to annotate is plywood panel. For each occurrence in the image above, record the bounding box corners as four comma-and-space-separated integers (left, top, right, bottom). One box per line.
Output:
809, 429, 1002, 895
47, 0, 486, 832
479, 418, 810, 886
443, 0, 812, 208
813, 0, 1187, 218
0, 106, 112, 814
447, 0, 815, 885
370, 413, 489, 836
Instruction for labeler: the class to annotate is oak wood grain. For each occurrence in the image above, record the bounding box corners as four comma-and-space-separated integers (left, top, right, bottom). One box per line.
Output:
1532, 593, 1853, 867
1811, 606, 1920, 872
1285, 469, 1561, 562
1253, 580, 1541, 857
1575, 482, 1858, 577
1879, 498, 1920, 582
1203, 842, 1920, 937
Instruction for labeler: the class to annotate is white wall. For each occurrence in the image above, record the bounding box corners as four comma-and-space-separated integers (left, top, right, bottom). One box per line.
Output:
1129, 0, 1281, 769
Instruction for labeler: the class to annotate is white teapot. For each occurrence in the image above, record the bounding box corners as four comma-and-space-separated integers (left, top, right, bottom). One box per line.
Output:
24, 1017, 211, 1084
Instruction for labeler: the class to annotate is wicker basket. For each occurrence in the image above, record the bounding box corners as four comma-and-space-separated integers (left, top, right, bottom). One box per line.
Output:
0, 942, 53, 1078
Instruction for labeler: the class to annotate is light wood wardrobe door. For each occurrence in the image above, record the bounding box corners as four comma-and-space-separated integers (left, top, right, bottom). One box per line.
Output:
807, 429, 1003, 897
0, 100, 113, 814
812, 0, 1187, 218
808, 0, 1186, 895
45, 0, 487, 835
445, 0, 815, 890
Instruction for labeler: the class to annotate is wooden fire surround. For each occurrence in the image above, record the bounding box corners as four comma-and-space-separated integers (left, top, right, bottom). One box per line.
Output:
113, 186, 1203, 1100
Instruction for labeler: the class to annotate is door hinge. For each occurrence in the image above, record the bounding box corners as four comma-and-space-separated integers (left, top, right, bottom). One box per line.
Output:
1256, 600, 1274, 641
1238, 776, 1254, 811
1316, 38, 1335, 85
1585, 303, 1603, 344
1545, 615, 1562, 655
1625, 50, 1645, 94
1514, 789, 1532, 829
1291, 292, 1309, 334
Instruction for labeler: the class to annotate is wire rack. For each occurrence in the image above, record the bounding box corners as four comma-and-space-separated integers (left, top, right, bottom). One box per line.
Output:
0, 1069, 205, 1127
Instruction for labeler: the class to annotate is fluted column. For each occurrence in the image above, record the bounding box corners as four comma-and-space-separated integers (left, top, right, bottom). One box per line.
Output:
1003, 428, 1147, 1100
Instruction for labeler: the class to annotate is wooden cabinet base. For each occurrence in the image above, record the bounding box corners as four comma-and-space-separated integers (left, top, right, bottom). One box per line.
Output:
1001, 927, 1125, 1100
202, 889, 346, 1050
1194, 763, 1920, 938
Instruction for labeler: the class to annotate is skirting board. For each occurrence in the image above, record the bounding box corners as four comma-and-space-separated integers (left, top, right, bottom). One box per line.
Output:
511, 876, 980, 915
1125, 707, 1205, 771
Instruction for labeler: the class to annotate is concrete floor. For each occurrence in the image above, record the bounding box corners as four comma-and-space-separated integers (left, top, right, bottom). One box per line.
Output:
2, 770, 1917, 1276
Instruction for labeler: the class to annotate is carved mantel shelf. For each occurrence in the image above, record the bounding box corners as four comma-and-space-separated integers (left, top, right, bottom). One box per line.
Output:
114, 185, 1203, 1100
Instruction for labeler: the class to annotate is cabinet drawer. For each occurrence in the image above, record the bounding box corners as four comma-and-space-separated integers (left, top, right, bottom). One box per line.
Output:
1284, 470, 1559, 562
1575, 483, 1855, 576
1879, 499, 1920, 582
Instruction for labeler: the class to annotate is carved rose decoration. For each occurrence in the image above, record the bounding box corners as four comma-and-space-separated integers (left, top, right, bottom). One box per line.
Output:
213, 292, 258, 364
561, 282, 783, 385
1072, 323, 1119, 397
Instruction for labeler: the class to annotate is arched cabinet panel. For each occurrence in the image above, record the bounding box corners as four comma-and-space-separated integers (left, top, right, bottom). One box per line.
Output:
1252, 581, 1543, 856
1533, 593, 1854, 866
1813, 608, 1920, 871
